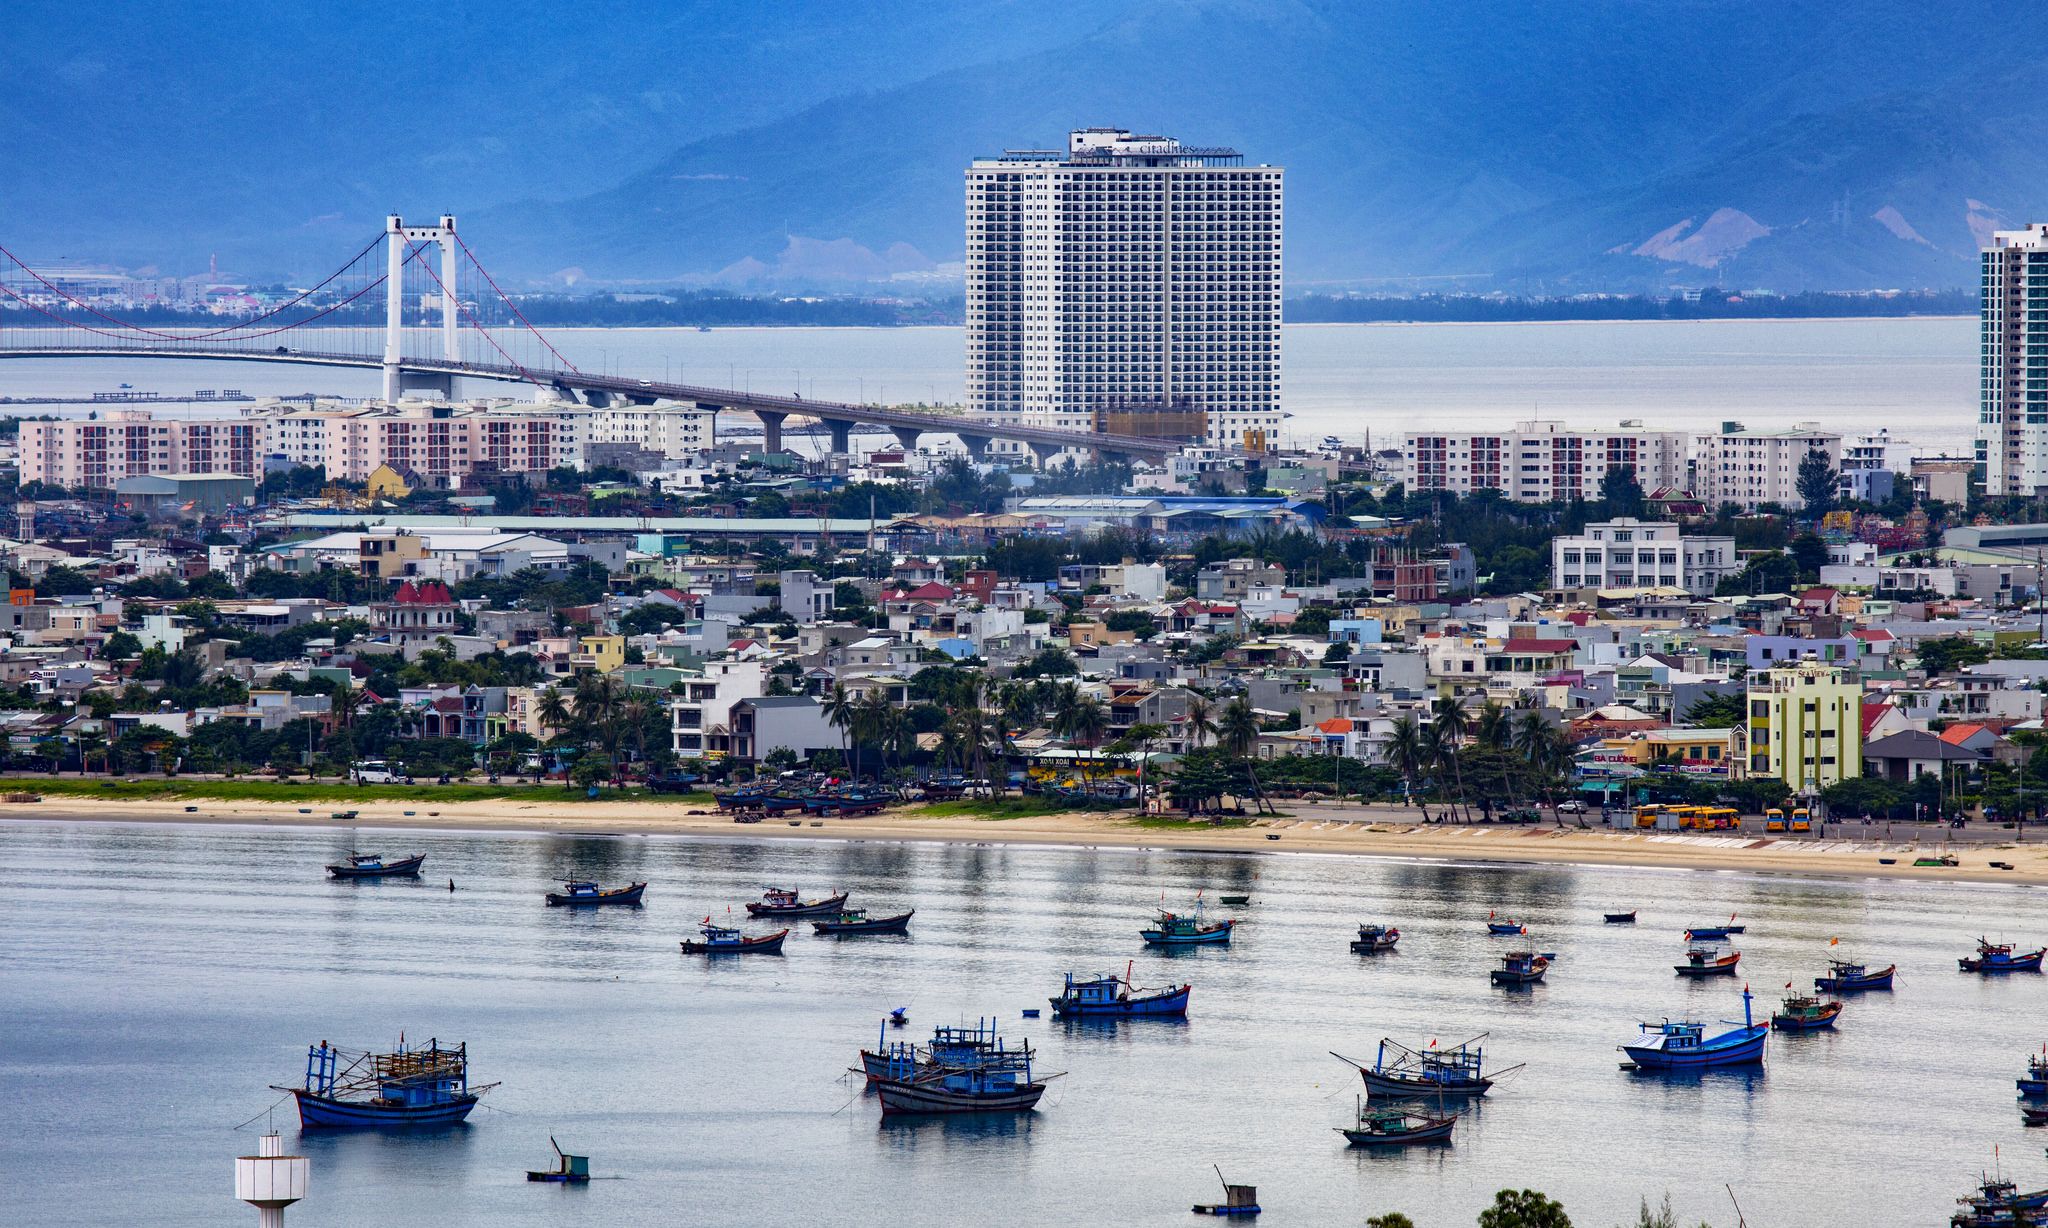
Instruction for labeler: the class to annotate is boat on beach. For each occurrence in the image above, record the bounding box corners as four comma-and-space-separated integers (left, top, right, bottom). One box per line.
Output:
326, 853, 425, 879
1619, 986, 1768, 1071
812, 908, 913, 935
1770, 993, 1844, 1032
1491, 950, 1550, 987
1141, 900, 1234, 946
544, 880, 646, 907
1335, 1096, 1460, 1146
746, 889, 849, 917
1048, 968, 1191, 1018
1814, 958, 1895, 992
274, 1038, 494, 1128
1331, 1035, 1519, 1098
679, 923, 787, 955
1351, 923, 1400, 953
1961, 938, 2046, 974
1675, 945, 1742, 977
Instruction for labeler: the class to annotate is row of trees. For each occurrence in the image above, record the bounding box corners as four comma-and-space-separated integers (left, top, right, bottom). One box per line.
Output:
1383, 698, 1576, 820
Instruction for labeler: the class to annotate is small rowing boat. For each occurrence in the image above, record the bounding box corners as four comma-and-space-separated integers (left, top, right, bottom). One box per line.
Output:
1604, 910, 1637, 924
544, 880, 646, 907
1684, 914, 1744, 941
1335, 1097, 1459, 1146
1485, 910, 1526, 936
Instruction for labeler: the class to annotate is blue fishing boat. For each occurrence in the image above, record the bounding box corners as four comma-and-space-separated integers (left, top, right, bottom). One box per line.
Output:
712, 785, 775, 811
1684, 915, 1744, 941
1814, 958, 1895, 992
1674, 944, 1742, 978
870, 1020, 1052, 1115
679, 923, 787, 955
1049, 968, 1191, 1018
1485, 911, 1526, 935
1955, 1173, 2048, 1224
1192, 1169, 1261, 1217
747, 889, 849, 917
812, 908, 913, 935
1141, 900, 1234, 946
1961, 938, 2046, 974
1619, 986, 1768, 1071
1491, 950, 1549, 987
1331, 1035, 1519, 1098
857, 1018, 1005, 1083
526, 1137, 590, 1183
544, 880, 646, 907
275, 1038, 494, 1128
1352, 923, 1400, 953
326, 852, 425, 879
1770, 993, 1843, 1032
2017, 1050, 2048, 1099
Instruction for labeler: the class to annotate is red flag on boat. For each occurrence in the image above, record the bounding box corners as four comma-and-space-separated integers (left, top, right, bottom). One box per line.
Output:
1829, 936, 1839, 946
1785, 981, 1792, 988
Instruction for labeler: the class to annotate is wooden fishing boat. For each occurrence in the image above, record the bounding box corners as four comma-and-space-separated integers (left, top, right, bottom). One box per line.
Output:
1619, 987, 1768, 1071
1331, 1035, 1518, 1099
274, 1038, 494, 1129
1141, 901, 1234, 946
326, 853, 425, 879
1334, 1097, 1459, 1146
1485, 911, 1526, 935
1491, 950, 1550, 987
1684, 915, 1744, 941
1962, 938, 2047, 974
1218, 894, 1252, 906
2021, 1101, 2048, 1128
2019, 1050, 2048, 1099
679, 923, 787, 955
544, 880, 647, 907
1351, 923, 1400, 953
1814, 958, 1895, 992
812, 908, 913, 935
1674, 945, 1742, 977
857, 1019, 1008, 1084
1770, 993, 1843, 1032
1048, 969, 1191, 1018
1604, 910, 1638, 924
870, 1021, 1051, 1115
1955, 1174, 2048, 1224
746, 890, 850, 917
526, 1137, 590, 1184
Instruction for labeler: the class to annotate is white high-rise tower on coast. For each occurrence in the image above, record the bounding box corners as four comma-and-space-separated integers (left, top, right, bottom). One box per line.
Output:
964, 128, 1283, 458
1976, 222, 2048, 496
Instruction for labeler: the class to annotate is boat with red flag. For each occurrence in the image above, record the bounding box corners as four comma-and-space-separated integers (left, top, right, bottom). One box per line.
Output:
1675, 944, 1742, 978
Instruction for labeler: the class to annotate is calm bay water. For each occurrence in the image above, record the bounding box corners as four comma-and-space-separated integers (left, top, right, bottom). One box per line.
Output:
3, 819, 2045, 1226
0, 317, 1980, 455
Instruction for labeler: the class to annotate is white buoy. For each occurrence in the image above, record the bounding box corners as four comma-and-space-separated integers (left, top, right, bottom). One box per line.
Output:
234, 1133, 308, 1228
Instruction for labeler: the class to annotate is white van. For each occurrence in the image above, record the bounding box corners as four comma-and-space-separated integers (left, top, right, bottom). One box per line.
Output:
353, 761, 410, 785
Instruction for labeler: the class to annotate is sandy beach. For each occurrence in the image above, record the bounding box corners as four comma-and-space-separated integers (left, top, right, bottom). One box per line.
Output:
7, 796, 2043, 887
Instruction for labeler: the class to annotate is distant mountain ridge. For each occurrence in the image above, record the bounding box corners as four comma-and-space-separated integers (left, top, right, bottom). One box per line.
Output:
6, 0, 2046, 292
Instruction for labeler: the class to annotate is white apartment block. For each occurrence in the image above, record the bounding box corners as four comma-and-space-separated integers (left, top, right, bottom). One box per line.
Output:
581, 402, 718, 458
1401, 420, 1687, 502
1551, 518, 1737, 595
1977, 222, 2048, 496
1838, 429, 1912, 503
965, 128, 1282, 457
20, 412, 259, 487
1690, 421, 1841, 511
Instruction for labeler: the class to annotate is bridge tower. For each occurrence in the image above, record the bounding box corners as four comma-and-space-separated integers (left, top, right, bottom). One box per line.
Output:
384, 215, 461, 402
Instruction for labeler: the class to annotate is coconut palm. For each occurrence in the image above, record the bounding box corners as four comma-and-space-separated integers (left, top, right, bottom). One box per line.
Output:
1182, 691, 1216, 752
1474, 700, 1512, 749
536, 686, 571, 737
1430, 696, 1472, 821
1385, 714, 1431, 821
1218, 694, 1271, 814
823, 683, 857, 774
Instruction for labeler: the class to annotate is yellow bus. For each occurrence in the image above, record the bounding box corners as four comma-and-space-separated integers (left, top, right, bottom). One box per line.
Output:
1696, 807, 1740, 831
1765, 808, 1786, 833
1790, 807, 1812, 834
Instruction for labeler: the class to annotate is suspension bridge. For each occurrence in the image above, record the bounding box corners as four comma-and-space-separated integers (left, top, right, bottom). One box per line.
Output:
0, 216, 1184, 463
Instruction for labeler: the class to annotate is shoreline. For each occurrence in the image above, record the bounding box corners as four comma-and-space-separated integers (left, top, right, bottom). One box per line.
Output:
8, 797, 2043, 887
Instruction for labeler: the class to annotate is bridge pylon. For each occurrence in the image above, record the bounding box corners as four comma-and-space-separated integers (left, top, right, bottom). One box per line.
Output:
384, 215, 460, 402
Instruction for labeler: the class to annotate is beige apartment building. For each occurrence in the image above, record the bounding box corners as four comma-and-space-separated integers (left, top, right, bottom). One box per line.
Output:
1401, 420, 1688, 502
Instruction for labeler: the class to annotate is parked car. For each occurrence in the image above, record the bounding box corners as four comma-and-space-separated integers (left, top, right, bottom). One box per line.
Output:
1555, 800, 1587, 815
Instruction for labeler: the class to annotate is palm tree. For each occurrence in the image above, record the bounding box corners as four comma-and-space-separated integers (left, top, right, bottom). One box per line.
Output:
1514, 710, 1571, 820
1474, 700, 1512, 749
332, 687, 365, 732
1182, 692, 1216, 752
1053, 695, 1108, 797
536, 686, 571, 738
1430, 696, 1472, 821
1218, 694, 1271, 814
1425, 715, 1465, 822
1385, 714, 1431, 821
853, 692, 893, 780
823, 683, 856, 774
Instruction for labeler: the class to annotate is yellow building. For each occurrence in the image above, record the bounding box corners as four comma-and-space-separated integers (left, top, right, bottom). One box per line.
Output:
1595, 728, 1745, 780
365, 464, 416, 500
572, 634, 626, 674
1747, 658, 1862, 791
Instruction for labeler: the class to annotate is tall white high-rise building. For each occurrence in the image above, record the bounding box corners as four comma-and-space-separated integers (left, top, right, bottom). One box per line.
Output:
964, 128, 1283, 457
1977, 223, 2048, 496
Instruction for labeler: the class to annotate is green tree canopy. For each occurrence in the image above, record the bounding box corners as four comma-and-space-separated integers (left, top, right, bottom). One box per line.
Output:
1477, 1188, 1573, 1228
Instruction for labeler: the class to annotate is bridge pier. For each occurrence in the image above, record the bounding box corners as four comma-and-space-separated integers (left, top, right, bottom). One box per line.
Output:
757, 410, 787, 454
957, 434, 991, 462
890, 426, 922, 452
398, 370, 455, 400
823, 419, 854, 457
1028, 442, 1064, 469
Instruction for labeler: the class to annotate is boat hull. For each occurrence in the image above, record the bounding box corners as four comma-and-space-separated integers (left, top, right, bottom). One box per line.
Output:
1622, 1027, 1768, 1070
545, 883, 646, 907
1141, 924, 1233, 946
1357, 1070, 1490, 1098
680, 929, 788, 955
1491, 969, 1546, 986
1337, 1119, 1457, 1146
1814, 965, 1894, 992
1486, 923, 1525, 935
747, 892, 850, 917
813, 911, 914, 935
291, 1088, 476, 1129
326, 855, 425, 879
1674, 956, 1742, 977
1050, 985, 1191, 1018
1604, 912, 1636, 924
1962, 950, 2046, 973
1770, 1006, 1843, 1032
875, 1079, 1046, 1115
1351, 937, 1399, 953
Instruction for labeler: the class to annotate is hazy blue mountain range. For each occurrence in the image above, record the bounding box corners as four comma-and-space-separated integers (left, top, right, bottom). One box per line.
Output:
7, 0, 2045, 292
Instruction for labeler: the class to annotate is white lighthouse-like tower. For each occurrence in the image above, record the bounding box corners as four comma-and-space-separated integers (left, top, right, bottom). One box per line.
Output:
234, 1133, 308, 1228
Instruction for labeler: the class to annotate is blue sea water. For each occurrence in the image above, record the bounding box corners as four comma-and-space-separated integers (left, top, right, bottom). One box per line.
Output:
2, 819, 2042, 1226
